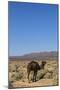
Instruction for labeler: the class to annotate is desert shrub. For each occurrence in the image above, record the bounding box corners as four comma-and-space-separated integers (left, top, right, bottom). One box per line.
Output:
9, 71, 23, 81
15, 64, 20, 72
9, 72, 16, 82
52, 69, 58, 85
23, 64, 26, 68
9, 65, 24, 82
37, 69, 47, 80
53, 76, 58, 86
15, 72, 23, 81
43, 72, 52, 79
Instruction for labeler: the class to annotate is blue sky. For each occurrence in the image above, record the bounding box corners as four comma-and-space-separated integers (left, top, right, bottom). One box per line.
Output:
8, 2, 58, 56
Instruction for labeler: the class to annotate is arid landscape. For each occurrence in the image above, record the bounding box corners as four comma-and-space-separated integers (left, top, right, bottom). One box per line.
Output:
8, 51, 58, 88
8, 2, 58, 89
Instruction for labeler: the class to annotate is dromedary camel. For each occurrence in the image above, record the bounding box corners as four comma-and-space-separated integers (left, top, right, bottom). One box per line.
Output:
27, 60, 46, 82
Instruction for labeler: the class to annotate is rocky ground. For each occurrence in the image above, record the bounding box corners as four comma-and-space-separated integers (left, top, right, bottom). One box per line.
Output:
8, 60, 58, 88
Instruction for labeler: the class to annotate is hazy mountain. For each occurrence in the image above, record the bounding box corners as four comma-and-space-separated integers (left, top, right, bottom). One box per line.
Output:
9, 51, 58, 61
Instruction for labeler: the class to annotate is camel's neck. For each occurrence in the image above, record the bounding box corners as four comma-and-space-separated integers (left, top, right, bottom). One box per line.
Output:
40, 64, 45, 69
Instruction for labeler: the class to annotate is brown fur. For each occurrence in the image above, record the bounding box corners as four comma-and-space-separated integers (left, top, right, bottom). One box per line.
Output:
27, 61, 46, 82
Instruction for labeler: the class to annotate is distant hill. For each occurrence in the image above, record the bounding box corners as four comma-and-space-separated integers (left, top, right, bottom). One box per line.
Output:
9, 51, 58, 61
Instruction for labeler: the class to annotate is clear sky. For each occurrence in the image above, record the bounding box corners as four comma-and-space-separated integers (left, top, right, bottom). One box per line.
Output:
8, 2, 58, 56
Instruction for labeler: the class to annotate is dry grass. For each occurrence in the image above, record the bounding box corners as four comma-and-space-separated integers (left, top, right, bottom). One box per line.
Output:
8, 60, 58, 88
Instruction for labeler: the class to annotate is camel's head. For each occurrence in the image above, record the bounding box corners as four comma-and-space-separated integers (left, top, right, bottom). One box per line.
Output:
41, 61, 46, 69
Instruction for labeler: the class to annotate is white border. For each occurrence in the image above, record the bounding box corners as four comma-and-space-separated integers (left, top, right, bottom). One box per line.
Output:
8, 0, 60, 4
0, 0, 60, 90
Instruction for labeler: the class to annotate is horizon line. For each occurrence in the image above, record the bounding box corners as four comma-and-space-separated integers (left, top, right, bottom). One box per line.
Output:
9, 50, 58, 57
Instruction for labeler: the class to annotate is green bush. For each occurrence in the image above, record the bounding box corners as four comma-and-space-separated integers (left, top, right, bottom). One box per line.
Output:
15, 73, 23, 81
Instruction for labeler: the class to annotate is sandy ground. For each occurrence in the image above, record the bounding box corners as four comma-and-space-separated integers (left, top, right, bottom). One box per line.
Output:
12, 79, 55, 88
9, 60, 58, 88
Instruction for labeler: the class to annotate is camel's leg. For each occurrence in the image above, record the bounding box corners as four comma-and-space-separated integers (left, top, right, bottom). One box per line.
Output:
35, 71, 37, 82
34, 71, 37, 82
33, 72, 35, 82
27, 71, 30, 83
33, 71, 37, 82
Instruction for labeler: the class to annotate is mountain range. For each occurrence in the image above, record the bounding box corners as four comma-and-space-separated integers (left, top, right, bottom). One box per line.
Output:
9, 51, 58, 61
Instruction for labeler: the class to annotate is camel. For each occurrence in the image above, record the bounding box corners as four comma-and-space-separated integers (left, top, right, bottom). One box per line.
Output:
27, 60, 46, 82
